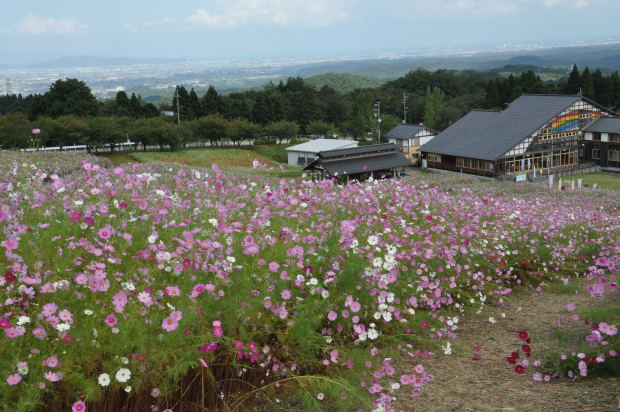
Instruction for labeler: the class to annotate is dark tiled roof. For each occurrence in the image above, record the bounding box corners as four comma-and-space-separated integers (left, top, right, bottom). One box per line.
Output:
583, 117, 620, 133
419, 94, 582, 161
319, 143, 397, 159
305, 152, 412, 176
383, 124, 429, 140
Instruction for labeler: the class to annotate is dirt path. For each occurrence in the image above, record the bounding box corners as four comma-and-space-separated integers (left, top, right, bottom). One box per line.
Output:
400, 282, 620, 412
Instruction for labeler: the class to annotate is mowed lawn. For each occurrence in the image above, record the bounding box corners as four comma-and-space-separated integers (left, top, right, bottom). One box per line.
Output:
563, 172, 620, 190
130, 148, 277, 169
111, 145, 303, 178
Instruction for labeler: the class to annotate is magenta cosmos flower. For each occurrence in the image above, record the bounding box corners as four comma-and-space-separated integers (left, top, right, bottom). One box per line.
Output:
72, 401, 86, 412
104, 314, 118, 327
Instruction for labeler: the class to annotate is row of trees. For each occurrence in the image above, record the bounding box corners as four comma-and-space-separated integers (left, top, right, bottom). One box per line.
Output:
0, 112, 302, 151
2, 65, 620, 148
0, 79, 159, 120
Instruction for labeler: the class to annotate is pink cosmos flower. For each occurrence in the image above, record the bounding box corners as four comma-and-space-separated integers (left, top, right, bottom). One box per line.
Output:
44, 371, 61, 382
327, 311, 337, 321
7, 373, 21, 385
46, 356, 59, 368
105, 314, 118, 327
5, 326, 25, 338
72, 401, 86, 412
268, 262, 280, 272
368, 383, 382, 394
0, 318, 11, 329
213, 327, 223, 337
162, 317, 179, 332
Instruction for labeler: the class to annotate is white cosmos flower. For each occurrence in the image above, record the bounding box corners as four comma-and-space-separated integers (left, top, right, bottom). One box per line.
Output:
367, 235, 379, 246
56, 323, 70, 332
98, 373, 111, 386
116, 368, 131, 382
17, 316, 30, 325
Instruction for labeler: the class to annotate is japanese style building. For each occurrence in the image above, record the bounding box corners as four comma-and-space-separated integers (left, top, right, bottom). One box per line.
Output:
582, 117, 620, 168
419, 94, 617, 178
383, 123, 436, 165
304, 143, 412, 182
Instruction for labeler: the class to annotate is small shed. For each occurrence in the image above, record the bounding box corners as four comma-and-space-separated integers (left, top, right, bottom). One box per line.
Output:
304, 143, 412, 182
285, 138, 358, 166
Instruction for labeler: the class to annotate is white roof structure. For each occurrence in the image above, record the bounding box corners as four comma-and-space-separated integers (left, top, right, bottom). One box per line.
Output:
286, 139, 357, 154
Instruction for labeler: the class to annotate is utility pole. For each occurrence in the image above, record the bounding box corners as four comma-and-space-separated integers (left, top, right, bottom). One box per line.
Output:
175, 85, 181, 125
373, 101, 381, 145
402, 92, 408, 124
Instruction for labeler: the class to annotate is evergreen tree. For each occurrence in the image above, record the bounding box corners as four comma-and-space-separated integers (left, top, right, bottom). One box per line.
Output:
592, 68, 604, 103
565, 65, 581, 94
201, 86, 220, 116
581, 66, 595, 98
44, 78, 99, 117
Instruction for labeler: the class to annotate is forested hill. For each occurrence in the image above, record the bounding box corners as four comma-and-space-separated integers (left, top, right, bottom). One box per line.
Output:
2, 65, 620, 151
305, 73, 382, 93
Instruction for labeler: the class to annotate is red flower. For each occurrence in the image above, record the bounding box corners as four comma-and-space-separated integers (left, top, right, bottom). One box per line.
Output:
381, 213, 387, 219
521, 344, 531, 355
506, 356, 517, 365
511, 351, 520, 359
518, 331, 529, 341
514, 365, 525, 374
184, 328, 192, 335
425, 215, 433, 221
4, 271, 16, 282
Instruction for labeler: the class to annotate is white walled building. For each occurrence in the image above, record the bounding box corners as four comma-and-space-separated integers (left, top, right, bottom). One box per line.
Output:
285, 139, 358, 166
383, 124, 436, 164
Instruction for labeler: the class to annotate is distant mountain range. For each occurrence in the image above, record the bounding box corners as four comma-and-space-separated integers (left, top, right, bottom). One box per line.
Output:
3, 41, 620, 100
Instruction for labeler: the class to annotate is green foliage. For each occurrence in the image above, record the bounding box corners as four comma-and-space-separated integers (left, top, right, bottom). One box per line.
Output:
266, 120, 300, 143
306, 120, 337, 138
423, 86, 445, 130
305, 73, 382, 93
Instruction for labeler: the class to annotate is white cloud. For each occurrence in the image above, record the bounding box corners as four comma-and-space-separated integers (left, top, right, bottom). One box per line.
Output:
404, 0, 591, 16
185, 0, 349, 28
11, 15, 88, 36
541, 0, 589, 7
436, 0, 521, 16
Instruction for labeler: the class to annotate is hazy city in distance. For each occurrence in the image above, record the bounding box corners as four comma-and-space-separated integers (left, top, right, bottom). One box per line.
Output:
2, 0, 620, 101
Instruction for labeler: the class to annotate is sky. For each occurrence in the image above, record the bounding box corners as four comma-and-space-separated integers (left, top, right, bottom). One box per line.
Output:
1, 0, 620, 65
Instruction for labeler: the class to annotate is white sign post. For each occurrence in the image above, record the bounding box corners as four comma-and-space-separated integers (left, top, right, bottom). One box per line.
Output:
549, 174, 554, 188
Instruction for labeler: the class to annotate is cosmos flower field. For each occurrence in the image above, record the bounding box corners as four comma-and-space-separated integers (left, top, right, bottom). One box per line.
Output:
0, 151, 618, 412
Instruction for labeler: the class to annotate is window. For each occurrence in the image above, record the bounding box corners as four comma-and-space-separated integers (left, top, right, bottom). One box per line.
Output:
297, 156, 307, 166
428, 153, 442, 163
610, 134, 620, 143
456, 157, 464, 168
593, 132, 602, 141
592, 148, 600, 159
610, 150, 620, 162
